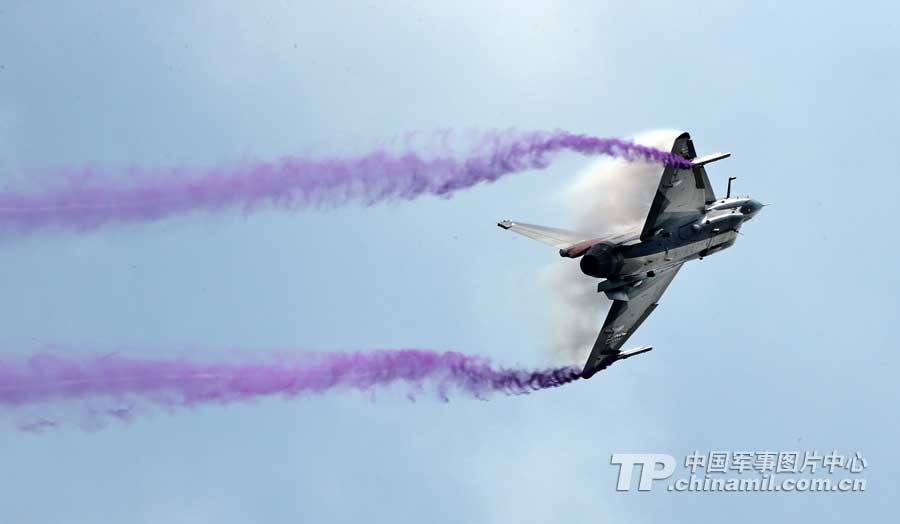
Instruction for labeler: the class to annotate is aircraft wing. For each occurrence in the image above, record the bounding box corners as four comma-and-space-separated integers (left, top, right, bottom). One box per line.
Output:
640, 132, 726, 240
581, 263, 683, 378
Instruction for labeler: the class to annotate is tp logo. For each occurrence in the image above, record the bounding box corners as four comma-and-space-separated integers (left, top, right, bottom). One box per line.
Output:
610, 454, 676, 491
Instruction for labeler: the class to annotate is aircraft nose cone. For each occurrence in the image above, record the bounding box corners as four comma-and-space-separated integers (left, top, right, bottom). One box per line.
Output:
741, 199, 764, 219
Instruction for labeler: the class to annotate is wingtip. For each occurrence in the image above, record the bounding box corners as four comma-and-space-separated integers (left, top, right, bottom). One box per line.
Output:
691, 152, 732, 167
581, 346, 654, 379
580, 361, 607, 380
497, 220, 512, 230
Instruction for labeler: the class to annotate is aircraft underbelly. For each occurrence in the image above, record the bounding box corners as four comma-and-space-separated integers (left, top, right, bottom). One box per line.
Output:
620, 231, 738, 276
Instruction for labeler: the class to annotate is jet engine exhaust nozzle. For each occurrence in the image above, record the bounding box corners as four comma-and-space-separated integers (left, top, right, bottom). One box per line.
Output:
579, 243, 624, 279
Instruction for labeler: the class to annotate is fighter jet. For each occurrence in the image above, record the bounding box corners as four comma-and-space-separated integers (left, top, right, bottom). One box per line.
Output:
498, 132, 763, 379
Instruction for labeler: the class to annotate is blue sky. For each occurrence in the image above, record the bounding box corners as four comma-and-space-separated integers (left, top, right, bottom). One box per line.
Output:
0, 1, 897, 522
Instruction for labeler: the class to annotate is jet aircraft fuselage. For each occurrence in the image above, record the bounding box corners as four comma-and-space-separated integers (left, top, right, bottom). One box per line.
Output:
498, 132, 762, 378
577, 193, 763, 283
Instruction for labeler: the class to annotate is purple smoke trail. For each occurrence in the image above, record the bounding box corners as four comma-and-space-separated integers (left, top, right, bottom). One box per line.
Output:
0, 130, 690, 234
0, 350, 581, 429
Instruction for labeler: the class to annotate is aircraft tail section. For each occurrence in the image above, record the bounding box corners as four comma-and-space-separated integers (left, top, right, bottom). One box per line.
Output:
497, 220, 638, 258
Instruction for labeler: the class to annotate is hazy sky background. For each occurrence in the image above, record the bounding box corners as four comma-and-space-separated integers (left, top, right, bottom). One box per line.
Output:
1, 1, 897, 522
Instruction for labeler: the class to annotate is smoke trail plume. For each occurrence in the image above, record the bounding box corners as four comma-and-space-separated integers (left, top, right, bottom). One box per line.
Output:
0, 350, 581, 429
0, 130, 689, 234
542, 130, 682, 364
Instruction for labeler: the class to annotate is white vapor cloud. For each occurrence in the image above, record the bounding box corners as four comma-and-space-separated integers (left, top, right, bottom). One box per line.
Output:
541, 129, 681, 364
